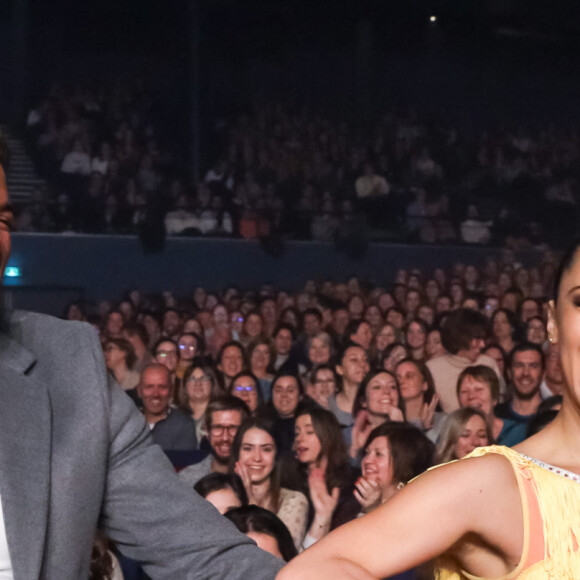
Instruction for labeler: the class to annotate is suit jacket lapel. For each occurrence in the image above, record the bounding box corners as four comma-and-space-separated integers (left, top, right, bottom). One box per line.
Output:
0, 333, 50, 579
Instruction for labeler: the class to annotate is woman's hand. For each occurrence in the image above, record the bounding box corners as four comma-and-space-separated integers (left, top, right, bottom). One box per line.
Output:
350, 410, 373, 458
387, 406, 405, 423
420, 393, 439, 430
353, 476, 382, 513
235, 461, 256, 504
309, 456, 340, 521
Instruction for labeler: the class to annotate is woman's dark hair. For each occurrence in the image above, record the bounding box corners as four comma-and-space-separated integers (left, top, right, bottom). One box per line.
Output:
89, 531, 115, 580
456, 364, 500, 402
482, 342, 507, 369
554, 239, 580, 301
229, 417, 281, 518
104, 338, 137, 369
440, 308, 488, 354
224, 505, 298, 562
395, 358, 436, 405
352, 369, 405, 420
194, 472, 248, 506
345, 319, 370, 341
362, 422, 434, 485
295, 407, 350, 491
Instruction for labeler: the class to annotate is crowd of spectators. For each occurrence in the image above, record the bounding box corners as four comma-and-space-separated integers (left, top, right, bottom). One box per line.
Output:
18, 81, 580, 248
72, 250, 562, 578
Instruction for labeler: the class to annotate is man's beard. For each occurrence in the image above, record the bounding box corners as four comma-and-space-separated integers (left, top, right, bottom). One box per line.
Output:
513, 384, 540, 401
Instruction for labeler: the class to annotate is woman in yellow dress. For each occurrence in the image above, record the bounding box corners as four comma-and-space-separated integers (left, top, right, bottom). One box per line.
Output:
278, 240, 580, 580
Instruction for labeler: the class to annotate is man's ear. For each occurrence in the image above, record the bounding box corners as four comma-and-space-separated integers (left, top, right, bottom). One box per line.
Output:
547, 300, 559, 344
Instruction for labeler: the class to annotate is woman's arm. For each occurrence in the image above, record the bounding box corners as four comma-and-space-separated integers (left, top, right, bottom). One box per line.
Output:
278, 453, 522, 580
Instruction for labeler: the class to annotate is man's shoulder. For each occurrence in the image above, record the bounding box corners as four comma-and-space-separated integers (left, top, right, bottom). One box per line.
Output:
164, 407, 195, 426
9, 310, 97, 343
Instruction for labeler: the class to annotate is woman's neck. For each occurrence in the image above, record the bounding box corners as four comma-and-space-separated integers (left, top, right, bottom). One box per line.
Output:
404, 396, 424, 422
337, 384, 358, 413
411, 346, 425, 360
189, 399, 209, 420
250, 479, 274, 510
368, 413, 387, 429
253, 367, 268, 379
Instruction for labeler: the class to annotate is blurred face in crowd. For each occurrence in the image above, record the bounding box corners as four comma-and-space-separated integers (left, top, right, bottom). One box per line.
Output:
260, 299, 277, 322
386, 309, 404, 330
163, 310, 182, 338
251, 343, 270, 372
103, 341, 125, 370
458, 375, 495, 417
337, 346, 369, 388
350, 322, 372, 351
436, 296, 452, 314
213, 305, 229, 328
208, 410, 243, 463
332, 309, 350, 336
425, 280, 440, 303
364, 305, 383, 329
501, 292, 518, 313
405, 291, 421, 315
138, 367, 171, 420
232, 375, 259, 412
376, 324, 396, 352
186, 367, 212, 403
406, 321, 426, 350
483, 296, 499, 318
274, 328, 293, 356
493, 311, 512, 341
244, 314, 263, 338
239, 428, 276, 485
303, 313, 322, 337
396, 361, 427, 402
309, 336, 331, 365
183, 318, 203, 335
417, 305, 434, 327
348, 296, 365, 320
220, 345, 244, 378
454, 414, 489, 459
521, 299, 540, 322
527, 318, 547, 345
294, 414, 322, 466
106, 312, 124, 337
510, 349, 542, 399
178, 334, 198, 362
312, 369, 336, 404
154, 340, 179, 372
272, 376, 300, 418
426, 330, 445, 359
230, 311, 244, 334
378, 293, 395, 313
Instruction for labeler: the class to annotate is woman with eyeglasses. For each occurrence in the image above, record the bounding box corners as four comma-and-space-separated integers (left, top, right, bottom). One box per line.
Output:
176, 332, 204, 383
177, 362, 222, 443
306, 365, 338, 410
229, 371, 264, 415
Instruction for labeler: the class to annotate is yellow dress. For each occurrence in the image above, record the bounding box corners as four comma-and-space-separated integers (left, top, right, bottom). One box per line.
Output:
435, 445, 580, 579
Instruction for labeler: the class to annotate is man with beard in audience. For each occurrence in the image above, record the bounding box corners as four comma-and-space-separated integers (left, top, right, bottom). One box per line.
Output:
179, 396, 250, 485
0, 154, 283, 578
495, 343, 544, 446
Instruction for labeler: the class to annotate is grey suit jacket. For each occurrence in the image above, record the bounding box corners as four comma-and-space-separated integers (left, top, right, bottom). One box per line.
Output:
0, 311, 282, 579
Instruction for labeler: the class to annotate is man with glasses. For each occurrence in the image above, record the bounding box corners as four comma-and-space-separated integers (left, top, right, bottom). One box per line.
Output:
179, 396, 249, 485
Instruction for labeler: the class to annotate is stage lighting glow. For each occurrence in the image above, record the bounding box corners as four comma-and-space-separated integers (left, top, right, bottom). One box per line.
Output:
4, 267, 21, 278
430, 15, 437, 23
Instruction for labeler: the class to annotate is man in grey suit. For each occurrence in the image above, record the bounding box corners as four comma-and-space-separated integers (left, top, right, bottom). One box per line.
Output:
0, 158, 282, 577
